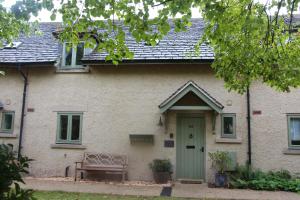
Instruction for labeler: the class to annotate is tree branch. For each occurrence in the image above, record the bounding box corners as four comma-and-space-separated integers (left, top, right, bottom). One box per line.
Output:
288, 0, 296, 35
153, 0, 174, 7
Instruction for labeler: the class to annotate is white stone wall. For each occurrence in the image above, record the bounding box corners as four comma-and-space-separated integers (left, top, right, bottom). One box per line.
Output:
250, 82, 300, 174
0, 69, 23, 148
0, 65, 299, 182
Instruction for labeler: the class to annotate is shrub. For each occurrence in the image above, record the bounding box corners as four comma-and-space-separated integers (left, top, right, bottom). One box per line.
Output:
149, 159, 172, 173
208, 151, 231, 174
0, 144, 35, 200
229, 165, 300, 193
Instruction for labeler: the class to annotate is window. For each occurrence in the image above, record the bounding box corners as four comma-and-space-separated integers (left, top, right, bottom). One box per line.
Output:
62, 42, 85, 68
287, 115, 300, 149
1, 111, 14, 133
56, 113, 82, 144
221, 113, 236, 138
4, 42, 22, 49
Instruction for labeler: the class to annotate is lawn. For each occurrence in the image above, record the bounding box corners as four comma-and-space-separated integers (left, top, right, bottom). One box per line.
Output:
33, 191, 189, 200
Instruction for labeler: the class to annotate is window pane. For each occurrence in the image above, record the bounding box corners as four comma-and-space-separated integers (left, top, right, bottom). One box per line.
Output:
75, 43, 84, 65
3, 113, 13, 130
290, 118, 300, 145
223, 116, 234, 135
64, 44, 72, 66
71, 115, 80, 140
59, 115, 68, 140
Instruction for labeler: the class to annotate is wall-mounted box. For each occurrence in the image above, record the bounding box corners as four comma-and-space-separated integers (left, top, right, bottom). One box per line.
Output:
129, 134, 154, 144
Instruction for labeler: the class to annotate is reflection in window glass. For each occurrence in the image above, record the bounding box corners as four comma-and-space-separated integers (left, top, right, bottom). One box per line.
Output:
59, 115, 68, 140
64, 43, 72, 66
76, 43, 84, 65
223, 117, 233, 135
71, 115, 80, 140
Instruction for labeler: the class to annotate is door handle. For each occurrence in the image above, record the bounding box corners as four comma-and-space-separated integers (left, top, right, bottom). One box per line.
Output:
201, 147, 204, 152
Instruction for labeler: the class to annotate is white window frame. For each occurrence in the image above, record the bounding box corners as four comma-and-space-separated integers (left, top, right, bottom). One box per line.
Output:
61, 42, 86, 68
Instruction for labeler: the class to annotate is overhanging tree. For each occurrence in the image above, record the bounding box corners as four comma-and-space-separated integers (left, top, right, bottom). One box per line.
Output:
1, 0, 300, 93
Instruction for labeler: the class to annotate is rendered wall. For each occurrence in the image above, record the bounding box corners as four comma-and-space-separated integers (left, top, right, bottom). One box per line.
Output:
0, 65, 298, 182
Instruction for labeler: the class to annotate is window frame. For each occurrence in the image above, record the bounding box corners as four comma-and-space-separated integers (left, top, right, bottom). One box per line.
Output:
0, 111, 15, 133
287, 114, 300, 149
61, 42, 86, 69
56, 112, 83, 144
221, 113, 236, 138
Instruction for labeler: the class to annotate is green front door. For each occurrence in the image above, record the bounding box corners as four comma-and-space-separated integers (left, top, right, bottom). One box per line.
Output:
176, 115, 205, 180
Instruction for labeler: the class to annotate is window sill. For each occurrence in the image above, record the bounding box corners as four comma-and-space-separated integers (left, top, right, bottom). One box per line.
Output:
50, 144, 86, 150
56, 67, 90, 73
283, 148, 300, 155
215, 137, 242, 144
0, 133, 17, 138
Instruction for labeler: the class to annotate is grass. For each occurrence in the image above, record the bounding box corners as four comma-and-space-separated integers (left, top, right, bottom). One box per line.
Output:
33, 191, 189, 200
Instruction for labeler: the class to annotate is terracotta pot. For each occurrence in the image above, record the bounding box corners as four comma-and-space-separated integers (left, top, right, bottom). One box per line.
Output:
153, 171, 170, 184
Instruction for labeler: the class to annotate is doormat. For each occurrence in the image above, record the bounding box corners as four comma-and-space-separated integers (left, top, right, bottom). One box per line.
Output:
160, 186, 172, 197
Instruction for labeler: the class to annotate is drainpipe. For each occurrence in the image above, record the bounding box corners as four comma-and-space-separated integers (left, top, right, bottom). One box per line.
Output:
18, 66, 28, 160
246, 87, 252, 165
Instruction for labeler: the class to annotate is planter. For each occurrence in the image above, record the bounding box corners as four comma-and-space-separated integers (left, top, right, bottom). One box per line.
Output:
153, 172, 170, 184
215, 173, 228, 187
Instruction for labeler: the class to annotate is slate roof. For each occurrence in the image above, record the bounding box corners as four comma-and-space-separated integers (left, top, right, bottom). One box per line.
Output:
0, 19, 213, 65
1, 16, 300, 65
0, 23, 61, 64
82, 19, 214, 63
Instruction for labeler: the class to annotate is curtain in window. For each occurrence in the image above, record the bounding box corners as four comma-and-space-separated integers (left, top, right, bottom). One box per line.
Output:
290, 118, 300, 141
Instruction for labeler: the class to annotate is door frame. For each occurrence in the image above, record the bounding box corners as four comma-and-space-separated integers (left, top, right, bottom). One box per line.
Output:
176, 113, 206, 180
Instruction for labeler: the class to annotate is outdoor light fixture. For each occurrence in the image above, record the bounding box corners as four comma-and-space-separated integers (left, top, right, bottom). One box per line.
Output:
158, 116, 163, 126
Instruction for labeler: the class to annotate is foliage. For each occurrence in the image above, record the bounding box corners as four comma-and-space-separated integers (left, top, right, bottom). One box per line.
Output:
11, 0, 53, 21
0, 144, 35, 200
208, 151, 231, 174
149, 159, 172, 173
0, 0, 53, 48
1, 1, 300, 92
229, 165, 300, 192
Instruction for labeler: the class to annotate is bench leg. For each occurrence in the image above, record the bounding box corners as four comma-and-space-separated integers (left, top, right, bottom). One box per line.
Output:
74, 167, 77, 182
122, 171, 125, 183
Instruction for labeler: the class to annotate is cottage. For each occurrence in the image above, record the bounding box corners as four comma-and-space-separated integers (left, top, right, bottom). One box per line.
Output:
0, 19, 299, 182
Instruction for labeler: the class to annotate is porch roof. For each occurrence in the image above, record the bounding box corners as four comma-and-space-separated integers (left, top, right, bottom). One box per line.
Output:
159, 80, 224, 113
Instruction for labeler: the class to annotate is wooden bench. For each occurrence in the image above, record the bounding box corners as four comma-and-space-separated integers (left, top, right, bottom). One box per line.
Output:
75, 152, 128, 182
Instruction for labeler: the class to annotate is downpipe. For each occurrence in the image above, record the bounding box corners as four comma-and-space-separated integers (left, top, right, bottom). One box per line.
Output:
246, 87, 252, 165
18, 66, 28, 160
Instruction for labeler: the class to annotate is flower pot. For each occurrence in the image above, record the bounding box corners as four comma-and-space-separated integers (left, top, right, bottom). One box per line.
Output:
153, 171, 170, 184
215, 173, 228, 187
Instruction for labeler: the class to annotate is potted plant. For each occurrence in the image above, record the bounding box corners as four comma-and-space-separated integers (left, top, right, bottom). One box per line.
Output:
149, 159, 172, 183
208, 151, 231, 187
